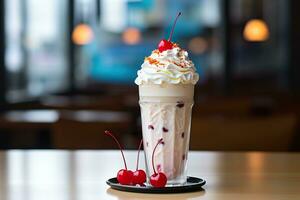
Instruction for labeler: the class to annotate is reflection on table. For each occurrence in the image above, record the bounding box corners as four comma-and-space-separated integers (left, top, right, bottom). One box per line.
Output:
0, 150, 300, 200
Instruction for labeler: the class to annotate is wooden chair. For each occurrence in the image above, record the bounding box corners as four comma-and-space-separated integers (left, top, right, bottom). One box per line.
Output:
0, 110, 58, 148
41, 95, 126, 111
52, 110, 134, 149
190, 114, 297, 151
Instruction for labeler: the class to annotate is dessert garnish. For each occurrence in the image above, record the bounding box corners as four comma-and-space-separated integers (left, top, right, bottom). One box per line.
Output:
158, 12, 181, 52
104, 130, 133, 185
162, 127, 169, 132
132, 139, 147, 185
150, 138, 167, 187
148, 125, 154, 130
176, 101, 185, 108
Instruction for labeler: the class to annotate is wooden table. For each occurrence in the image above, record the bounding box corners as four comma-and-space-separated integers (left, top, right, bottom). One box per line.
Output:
0, 151, 299, 200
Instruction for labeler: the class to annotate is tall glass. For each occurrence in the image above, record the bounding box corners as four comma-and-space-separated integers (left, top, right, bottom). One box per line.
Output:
139, 84, 194, 186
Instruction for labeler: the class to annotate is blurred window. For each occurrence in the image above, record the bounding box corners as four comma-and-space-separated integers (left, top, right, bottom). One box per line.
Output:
2, 0, 292, 101
5, 0, 69, 102
73, 0, 224, 89
229, 0, 289, 92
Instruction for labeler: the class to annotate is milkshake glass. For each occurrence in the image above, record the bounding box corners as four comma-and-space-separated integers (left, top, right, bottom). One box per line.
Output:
135, 46, 199, 186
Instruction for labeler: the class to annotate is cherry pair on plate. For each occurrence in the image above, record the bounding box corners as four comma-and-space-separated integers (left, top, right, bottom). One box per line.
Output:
104, 131, 146, 185
105, 131, 167, 187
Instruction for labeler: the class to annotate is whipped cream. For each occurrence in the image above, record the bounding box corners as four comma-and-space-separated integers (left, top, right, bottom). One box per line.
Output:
135, 47, 199, 85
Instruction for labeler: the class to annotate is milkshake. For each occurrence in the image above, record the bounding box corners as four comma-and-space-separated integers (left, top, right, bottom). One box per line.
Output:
135, 40, 199, 185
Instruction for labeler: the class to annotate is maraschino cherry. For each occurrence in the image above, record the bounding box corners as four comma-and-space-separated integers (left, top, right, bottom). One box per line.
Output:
104, 130, 133, 185
132, 139, 147, 185
150, 138, 167, 187
158, 12, 181, 52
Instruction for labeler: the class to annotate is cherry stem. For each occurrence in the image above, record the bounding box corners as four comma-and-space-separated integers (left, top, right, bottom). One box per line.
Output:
152, 138, 163, 175
136, 139, 143, 171
168, 12, 182, 42
104, 130, 127, 170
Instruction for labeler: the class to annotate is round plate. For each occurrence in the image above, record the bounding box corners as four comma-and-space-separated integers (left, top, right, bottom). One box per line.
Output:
106, 176, 206, 193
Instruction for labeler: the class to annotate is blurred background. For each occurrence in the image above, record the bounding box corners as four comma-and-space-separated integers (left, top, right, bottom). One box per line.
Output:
0, 0, 299, 151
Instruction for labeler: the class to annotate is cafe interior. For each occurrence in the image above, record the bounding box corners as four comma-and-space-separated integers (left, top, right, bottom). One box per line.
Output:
0, 0, 299, 152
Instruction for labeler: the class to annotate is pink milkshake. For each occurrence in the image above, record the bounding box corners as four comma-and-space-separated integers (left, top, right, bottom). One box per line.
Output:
135, 44, 199, 185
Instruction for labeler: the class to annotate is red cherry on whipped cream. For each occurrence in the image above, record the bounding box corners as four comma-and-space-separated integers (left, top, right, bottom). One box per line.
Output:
158, 39, 173, 52
104, 130, 133, 185
150, 138, 167, 187
158, 12, 181, 52
132, 139, 147, 185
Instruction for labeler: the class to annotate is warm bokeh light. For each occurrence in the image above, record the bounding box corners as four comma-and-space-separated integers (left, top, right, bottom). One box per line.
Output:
247, 153, 265, 179
243, 19, 269, 42
72, 23, 94, 45
122, 27, 141, 45
188, 37, 208, 54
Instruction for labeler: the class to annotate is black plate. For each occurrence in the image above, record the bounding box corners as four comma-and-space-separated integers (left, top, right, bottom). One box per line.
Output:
106, 176, 206, 193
